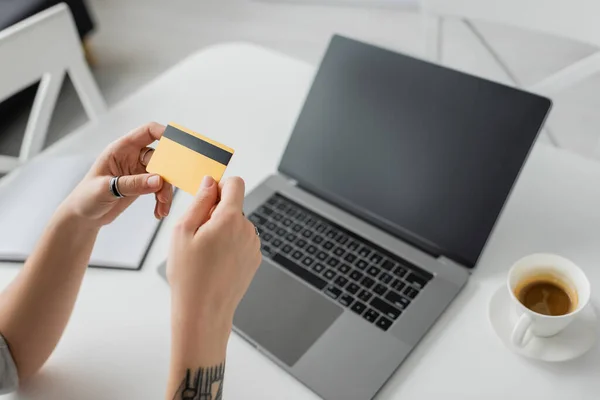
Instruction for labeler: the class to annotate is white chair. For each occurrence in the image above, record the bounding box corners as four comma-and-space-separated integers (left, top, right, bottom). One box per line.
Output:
0, 3, 106, 173
421, 0, 600, 156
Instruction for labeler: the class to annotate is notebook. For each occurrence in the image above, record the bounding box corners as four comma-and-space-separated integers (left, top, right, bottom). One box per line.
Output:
0, 156, 164, 270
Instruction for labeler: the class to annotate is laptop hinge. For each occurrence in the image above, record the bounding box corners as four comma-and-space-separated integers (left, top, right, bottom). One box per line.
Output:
437, 256, 470, 273
279, 172, 298, 186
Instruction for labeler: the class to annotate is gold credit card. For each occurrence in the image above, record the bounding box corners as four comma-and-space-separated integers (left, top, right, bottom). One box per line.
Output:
147, 123, 234, 195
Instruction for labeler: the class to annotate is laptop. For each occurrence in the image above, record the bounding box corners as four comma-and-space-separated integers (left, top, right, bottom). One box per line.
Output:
160, 35, 551, 399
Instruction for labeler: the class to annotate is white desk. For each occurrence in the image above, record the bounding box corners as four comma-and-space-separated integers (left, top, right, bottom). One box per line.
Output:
1, 43, 599, 400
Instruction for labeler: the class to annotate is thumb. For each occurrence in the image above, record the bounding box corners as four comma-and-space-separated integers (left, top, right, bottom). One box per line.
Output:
180, 176, 218, 231
116, 174, 163, 197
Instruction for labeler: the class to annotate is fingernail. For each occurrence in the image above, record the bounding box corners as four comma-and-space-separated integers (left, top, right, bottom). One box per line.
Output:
200, 176, 214, 189
148, 175, 161, 188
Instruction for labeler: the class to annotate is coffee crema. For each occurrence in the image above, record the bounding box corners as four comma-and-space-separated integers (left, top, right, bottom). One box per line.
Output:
513, 273, 578, 316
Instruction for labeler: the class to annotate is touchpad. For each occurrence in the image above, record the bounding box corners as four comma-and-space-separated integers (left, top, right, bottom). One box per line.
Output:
233, 259, 343, 366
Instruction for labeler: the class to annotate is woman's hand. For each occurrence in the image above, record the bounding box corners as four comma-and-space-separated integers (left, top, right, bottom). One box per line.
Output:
166, 176, 262, 398
63, 122, 173, 227
168, 176, 262, 326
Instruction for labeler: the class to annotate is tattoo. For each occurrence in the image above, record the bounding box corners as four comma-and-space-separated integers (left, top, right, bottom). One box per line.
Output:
174, 364, 225, 400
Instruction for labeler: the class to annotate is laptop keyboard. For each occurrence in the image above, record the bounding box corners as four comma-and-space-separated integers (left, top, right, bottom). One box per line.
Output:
248, 193, 434, 332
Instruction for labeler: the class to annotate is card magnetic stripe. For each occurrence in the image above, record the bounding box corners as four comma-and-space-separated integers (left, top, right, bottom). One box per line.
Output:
163, 125, 233, 166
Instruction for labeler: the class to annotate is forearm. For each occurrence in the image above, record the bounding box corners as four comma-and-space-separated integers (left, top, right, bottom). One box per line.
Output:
0, 204, 99, 380
167, 300, 232, 400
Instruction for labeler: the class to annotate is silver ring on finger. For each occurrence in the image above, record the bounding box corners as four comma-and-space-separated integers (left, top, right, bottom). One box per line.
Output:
109, 176, 125, 198
139, 147, 154, 166
255, 226, 260, 237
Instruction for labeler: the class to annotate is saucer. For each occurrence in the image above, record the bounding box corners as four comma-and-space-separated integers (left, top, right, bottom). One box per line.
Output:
488, 284, 598, 362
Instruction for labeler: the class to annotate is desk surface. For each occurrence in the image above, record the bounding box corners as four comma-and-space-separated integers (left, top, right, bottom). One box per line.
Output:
1, 43, 599, 400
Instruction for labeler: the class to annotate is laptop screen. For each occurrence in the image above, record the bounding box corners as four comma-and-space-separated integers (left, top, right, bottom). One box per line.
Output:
278, 35, 551, 268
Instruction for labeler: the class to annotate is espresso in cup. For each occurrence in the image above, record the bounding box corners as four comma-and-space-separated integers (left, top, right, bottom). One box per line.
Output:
508, 254, 591, 347
513, 273, 578, 316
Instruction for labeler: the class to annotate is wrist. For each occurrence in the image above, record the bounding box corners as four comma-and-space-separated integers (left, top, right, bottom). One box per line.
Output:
171, 295, 235, 331
171, 300, 232, 365
54, 203, 102, 234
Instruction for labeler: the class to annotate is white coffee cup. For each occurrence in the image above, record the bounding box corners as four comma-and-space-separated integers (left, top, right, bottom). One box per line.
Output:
507, 253, 590, 348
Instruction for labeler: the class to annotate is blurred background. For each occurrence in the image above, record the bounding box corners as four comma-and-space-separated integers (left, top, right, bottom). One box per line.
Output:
2, 0, 599, 161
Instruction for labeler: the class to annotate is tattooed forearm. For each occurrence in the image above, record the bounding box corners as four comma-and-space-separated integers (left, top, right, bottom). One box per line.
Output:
173, 363, 225, 400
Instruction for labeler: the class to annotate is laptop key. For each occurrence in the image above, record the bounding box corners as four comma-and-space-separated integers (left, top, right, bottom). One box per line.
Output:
344, 253, 357, 263
282, 244, 293, 254
391, 279, 406, 292
312, 235, 324, 244
346, 283, 360, 294
338, 263, 351, 275
356, 259, 368, 270
325, 286, 342, 300
323, 241, 335, 250
266, 197, 278, 206
316, 223, 327, 233
367, 266, 380, 277
379, 272, 393, 284
272, 254, 327, 290
373, 283, 387, 296
406, 273, 427, 289
351, 301, 367, 315
381, 259, 395, 271
259, 206, 273, 216
302, 257, 314, 267
385, 291, 411, 309
286, 233, 297, 242
286, 208, 297, 218
317, 251, 328, 261
338, 294, 354, 307
349, 270, 363, 281
313, 263, 325, 273
292, 250, 303, 260
305, 218, 316, 228
404, 286, 419, 299
283, 218, 293, 227
292, 224, 303, 232
271, 239, 282, 248
334, 276, 348, 288
361, 277, 375, 289
326, 229, 337, 239
335, 234, 348, 244
358, 247, 371, 257
266, 221, 277, 231
296, 239, 307, 249
296, 212, 307, 222
323, 269, 336, 280
249, 214, 267, 226
333, 247, 345, 257
358, 290, 372, 302
262, 232, 273, 242
363, 309, 380, 323
276, 227, 286, 236
261, 245, 274, 257
347, 241, 360, 251
376, 316, 393, 331
370, 253, 383, 265
306, 245, 318, 254
327, 257, 339, 267
370, 297, 402, 320
394, 266, 408, 278
302, 229, 313, 238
